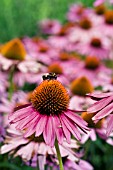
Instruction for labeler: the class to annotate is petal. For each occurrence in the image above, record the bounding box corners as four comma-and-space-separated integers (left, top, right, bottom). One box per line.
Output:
43, 116, 55, 147
52, 116, 64, 144
92, 102, 113, 121
9, 105, 33, 122
86, 92, 113, 100
16, 112, 39, 130
24, 115, 41, 137
106, 114, 113, 137
60, 114, 81, 141
35, 115, 47, 137
87, 96, 113, 113
59, 116, 71, 144
64, 110, 88, 127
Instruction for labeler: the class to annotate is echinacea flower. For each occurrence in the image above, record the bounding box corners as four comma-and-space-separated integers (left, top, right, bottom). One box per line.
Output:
9, 73, 89, 147
87, 92, 113, 136
98, 10, 113, 36
1, 38, 26, 61
39, 19, 61, 35
70, 76, 94, 96
75, 34, 110, 59
67, 4, 86, 22
0, 125, 83, 169
94, 4, 106, 15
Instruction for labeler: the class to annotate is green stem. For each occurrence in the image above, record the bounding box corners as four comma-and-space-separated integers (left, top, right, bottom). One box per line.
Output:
55, 140, 64, 170
8, 66, 15, 100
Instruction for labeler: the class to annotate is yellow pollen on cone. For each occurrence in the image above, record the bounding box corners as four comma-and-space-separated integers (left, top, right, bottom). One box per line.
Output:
31, 79, 69, 115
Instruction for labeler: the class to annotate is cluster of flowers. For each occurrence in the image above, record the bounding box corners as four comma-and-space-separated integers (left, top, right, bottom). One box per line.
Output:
0, 1, 113, 170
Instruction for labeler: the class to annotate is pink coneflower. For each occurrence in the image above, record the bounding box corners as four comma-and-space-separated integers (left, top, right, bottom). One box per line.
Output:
98, 10, 113, 36
69, 56, 112, 86
39, 19, 61, 35
9, 73, 89, 147
68, 15, 100, 44
67, 4, 87, 22
0, 126, 83, 169
47, 27, 69, 50
0, 90, 28, 115
87, 92, 113, 136
75, 35, 110, 59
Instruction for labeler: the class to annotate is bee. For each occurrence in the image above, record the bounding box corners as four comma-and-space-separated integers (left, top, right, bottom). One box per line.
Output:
42, 73, 57, 80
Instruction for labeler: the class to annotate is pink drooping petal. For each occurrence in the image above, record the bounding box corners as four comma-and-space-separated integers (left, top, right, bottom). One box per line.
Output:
59, 115, 71, 144
92, 103, 113, 121
13, 104, 31, 112
24, 115, 42, 137
106, 114, 113, 137
16, 112, 39, 130
35, 115, 47, 137
61, 114, 81, 141
86, 92, 113, 100
52, 116, 64, 144
87, 96, 113, 113
64, 110, 88, 128
0, 139, 28, 154
9, 105, 33, 122
43, 116, 55, 147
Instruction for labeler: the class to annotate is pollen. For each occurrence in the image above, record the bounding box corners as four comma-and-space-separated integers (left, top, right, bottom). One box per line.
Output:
48, 63, 63, 74
1, 38, 26, 60
85, 56, 100, 69
79, 18, 92, 30
31, 79, 69, 115
95, 4, 106, 15
81, 112, 104, 128
104, 10, 113, 25
70, 76, 94, 96
90, 38, 102, 48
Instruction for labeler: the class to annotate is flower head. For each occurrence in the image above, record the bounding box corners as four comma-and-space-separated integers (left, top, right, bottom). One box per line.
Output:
79, 18, 92, 30
85, 56, 100, 70
1, 38, 26, 61
9, 73, 89, 147
94, 4, 106, 15
70, 76, 94, 96
48, 63, 63, 75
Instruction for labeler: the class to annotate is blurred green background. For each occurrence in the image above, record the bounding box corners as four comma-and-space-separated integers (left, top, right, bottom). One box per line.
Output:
0, 0, 94, 43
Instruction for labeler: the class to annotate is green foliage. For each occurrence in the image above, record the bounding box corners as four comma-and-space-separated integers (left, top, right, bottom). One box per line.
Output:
0, 0, 94, 43
83, 137, 113, 170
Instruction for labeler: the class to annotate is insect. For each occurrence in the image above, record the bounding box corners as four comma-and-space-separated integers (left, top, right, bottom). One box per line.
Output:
42, 72, 57, 80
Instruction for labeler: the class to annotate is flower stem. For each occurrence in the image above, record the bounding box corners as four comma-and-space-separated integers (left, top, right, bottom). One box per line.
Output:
8, 66, 15, 100
55, 140, 64, 170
